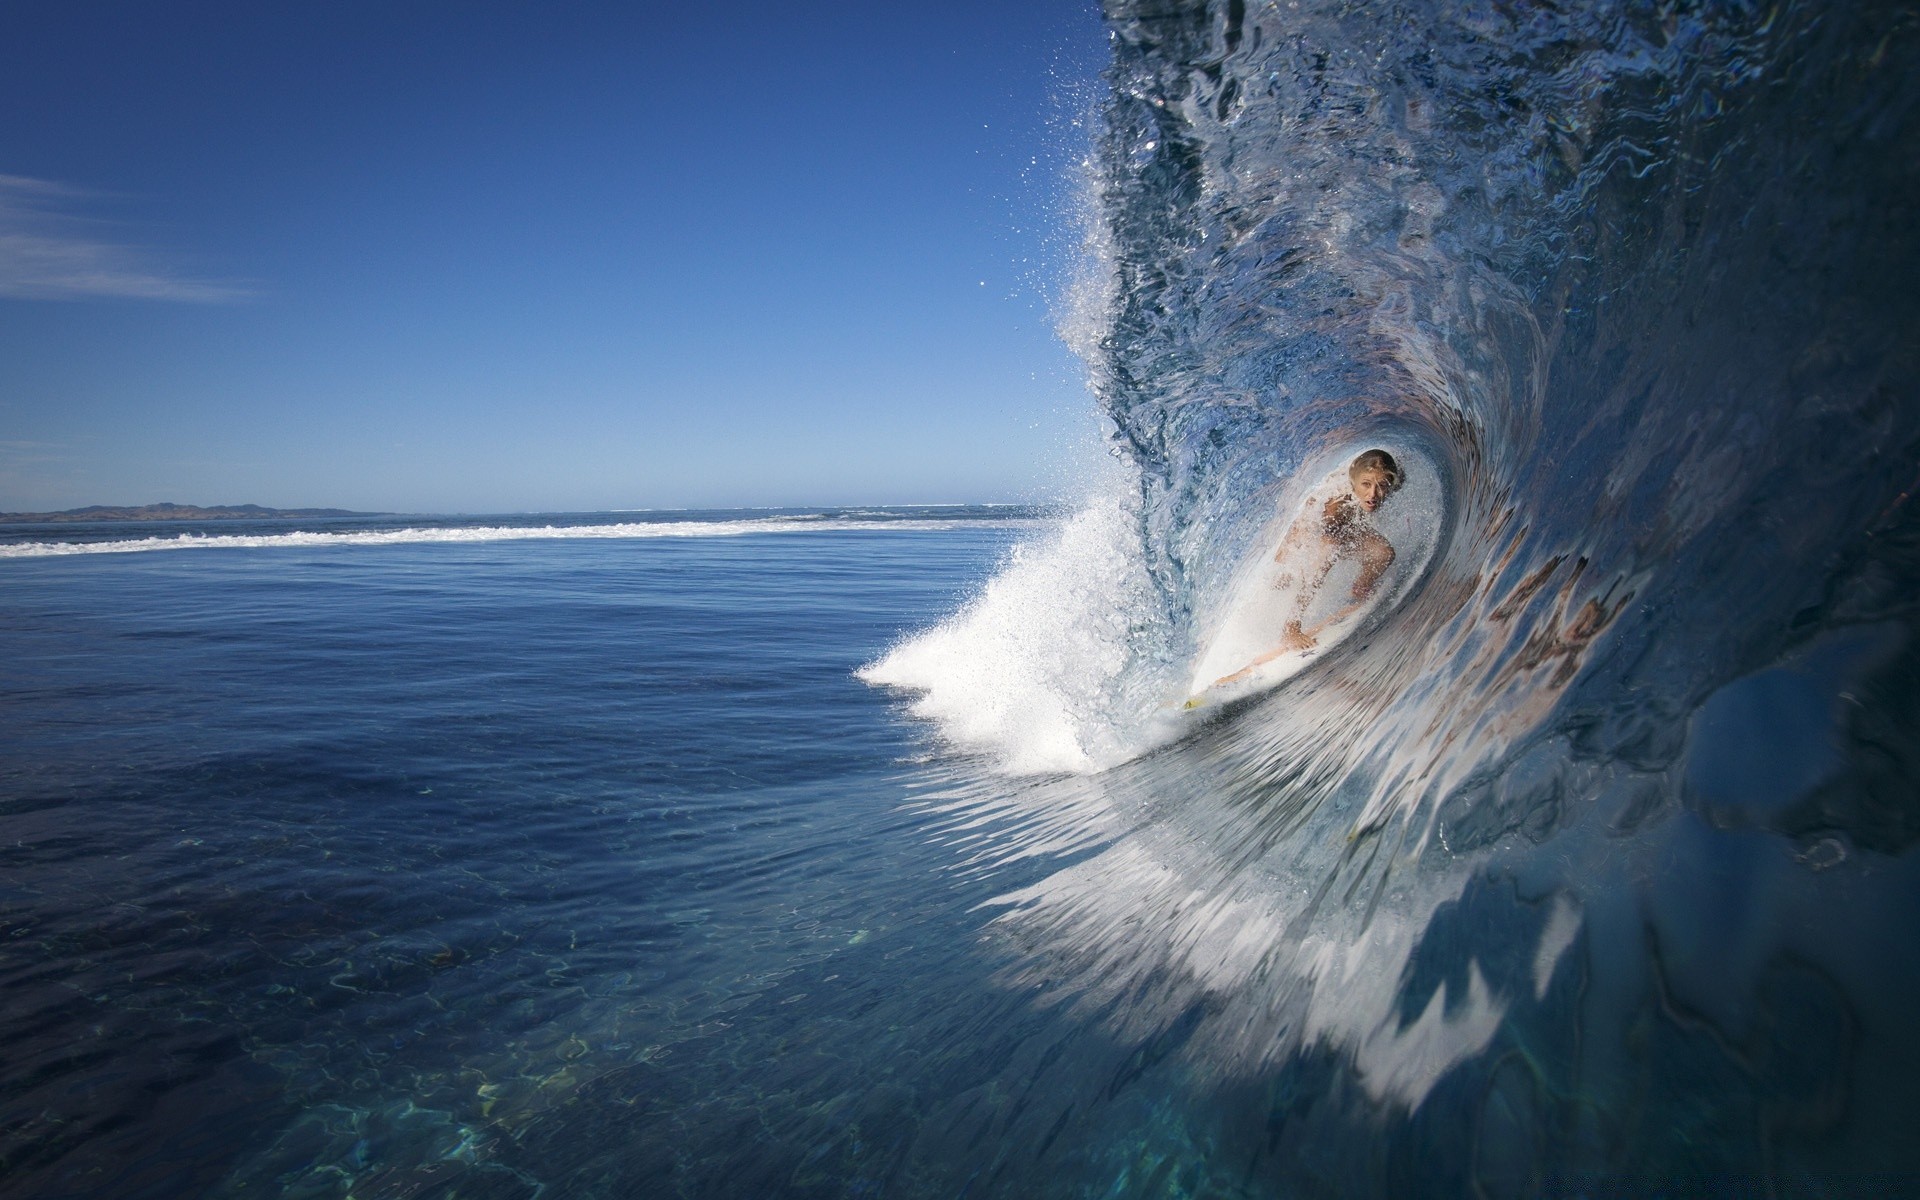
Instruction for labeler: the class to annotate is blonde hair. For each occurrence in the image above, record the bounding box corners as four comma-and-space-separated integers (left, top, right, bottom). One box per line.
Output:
1349, 448, 1402, 492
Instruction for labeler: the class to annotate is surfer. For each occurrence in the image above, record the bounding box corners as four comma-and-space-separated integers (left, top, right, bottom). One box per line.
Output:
1214, 449, 1402, 686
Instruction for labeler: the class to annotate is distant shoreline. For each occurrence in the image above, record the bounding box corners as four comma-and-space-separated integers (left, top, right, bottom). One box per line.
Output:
0, 503, 381, 525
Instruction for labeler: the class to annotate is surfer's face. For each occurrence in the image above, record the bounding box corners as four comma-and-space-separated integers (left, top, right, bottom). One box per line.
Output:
1349, 468, 1394, 512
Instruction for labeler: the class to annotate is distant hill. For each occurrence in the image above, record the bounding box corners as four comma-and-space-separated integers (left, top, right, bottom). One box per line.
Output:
0, 503, 380, 524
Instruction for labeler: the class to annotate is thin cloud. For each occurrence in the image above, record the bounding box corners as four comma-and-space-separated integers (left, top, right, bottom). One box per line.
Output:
0, 174, 251, 302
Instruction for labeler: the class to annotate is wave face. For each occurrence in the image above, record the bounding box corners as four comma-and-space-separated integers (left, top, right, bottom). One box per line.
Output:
878, 0, 1920, 1188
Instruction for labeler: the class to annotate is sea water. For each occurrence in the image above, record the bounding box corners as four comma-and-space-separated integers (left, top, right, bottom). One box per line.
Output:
1, 511, 1139, 1198
9, 0, 1920, 1193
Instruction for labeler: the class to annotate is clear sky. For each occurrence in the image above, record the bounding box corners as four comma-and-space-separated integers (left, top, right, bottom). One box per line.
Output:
0, 1, 1111, 513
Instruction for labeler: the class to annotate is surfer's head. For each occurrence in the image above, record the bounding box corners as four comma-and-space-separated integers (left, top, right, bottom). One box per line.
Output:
1348, 449, 1401, 513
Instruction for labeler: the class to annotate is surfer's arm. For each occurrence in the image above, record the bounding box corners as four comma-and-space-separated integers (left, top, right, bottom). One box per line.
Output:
1272, 497, 1345, 595
1351, 529, 1395, 599
1285, 529, 1343, 620
1300, 530, 1396, 633
1268, 506, 1321, 586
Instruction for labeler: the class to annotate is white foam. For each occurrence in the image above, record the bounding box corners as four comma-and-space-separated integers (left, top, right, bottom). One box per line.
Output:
859, 464, 1158, 775
0, 515, 1040, 559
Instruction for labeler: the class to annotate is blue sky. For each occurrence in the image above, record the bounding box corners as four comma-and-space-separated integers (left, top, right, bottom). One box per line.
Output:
0, 2, 1110, 513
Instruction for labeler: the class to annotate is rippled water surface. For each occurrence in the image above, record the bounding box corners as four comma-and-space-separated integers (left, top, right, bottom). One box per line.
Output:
4, 520, 1143, 1198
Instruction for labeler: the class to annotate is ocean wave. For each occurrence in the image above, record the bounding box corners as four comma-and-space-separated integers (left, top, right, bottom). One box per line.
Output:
0, 514, 1043, 559
873, 0, 1920, 1183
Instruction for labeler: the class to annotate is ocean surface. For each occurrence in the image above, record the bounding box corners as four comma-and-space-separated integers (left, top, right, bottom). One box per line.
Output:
4, 509, 1087, 1198
8, 0, 1920, 1194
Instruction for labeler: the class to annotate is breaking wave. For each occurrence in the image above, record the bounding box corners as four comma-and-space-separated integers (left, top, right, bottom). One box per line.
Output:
872, 0, 1920, 1187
